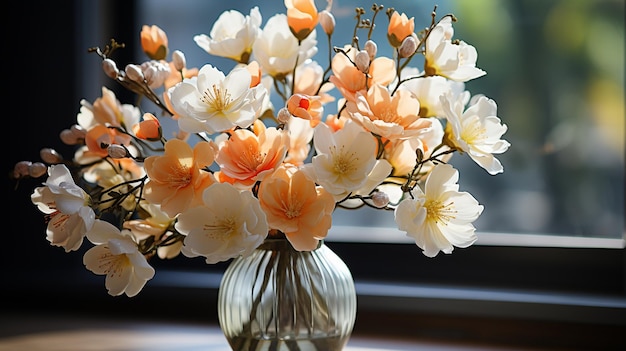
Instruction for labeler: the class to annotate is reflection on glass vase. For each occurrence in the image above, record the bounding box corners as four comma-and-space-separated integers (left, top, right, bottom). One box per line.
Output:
218, 233, 357, 351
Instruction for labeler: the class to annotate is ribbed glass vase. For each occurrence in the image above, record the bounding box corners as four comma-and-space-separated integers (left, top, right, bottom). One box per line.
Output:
217, 235, 357, 351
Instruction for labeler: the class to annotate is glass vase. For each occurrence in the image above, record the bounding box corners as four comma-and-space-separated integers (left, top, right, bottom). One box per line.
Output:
218, 235, 357, 351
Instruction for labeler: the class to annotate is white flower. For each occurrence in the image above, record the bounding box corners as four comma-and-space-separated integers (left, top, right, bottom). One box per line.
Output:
252, 13, 318, 77
425, 17, 486, 82
30, 164, 95, 252
398, 74, 453, 118
175, 182, 268, 264
194, 7, 262, 62
441, 92, 510, 175
395, 164, 483, 257
169, 64, 267, 134
83, 220, 155, 297
302, 121, 391, 201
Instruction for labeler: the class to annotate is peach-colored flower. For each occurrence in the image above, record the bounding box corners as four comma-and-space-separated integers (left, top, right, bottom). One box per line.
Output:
141, 24, 168, 60
216, 127, 289, 188
245, 60, 262, 87
258, 164, 335, 251
132, 113, 162, 141
329, 45, 396, 103
387, 11, 415, 47
285, 0, 318, 41
143, 139, 218, 217
286, 93, 323, 126
164, 61, 199, 91
77, 87, 141, 132
293, 60, 335, 105
346, 84, 433, 141
85, 124, 132, 157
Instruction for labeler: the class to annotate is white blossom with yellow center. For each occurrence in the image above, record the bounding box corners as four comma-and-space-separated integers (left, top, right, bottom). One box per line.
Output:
168, 64, 267, 134
301, 120, 391, 201
83, 220, 155, 297
395, 164, 483, 257
175, 182, 268, 264
441, 91, 510, 175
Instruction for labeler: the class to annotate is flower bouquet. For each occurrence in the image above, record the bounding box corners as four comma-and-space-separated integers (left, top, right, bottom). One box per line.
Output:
12, 0, 510, 338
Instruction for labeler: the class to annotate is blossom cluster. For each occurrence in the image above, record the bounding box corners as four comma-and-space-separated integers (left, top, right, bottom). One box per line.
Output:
13, 1, 510, 297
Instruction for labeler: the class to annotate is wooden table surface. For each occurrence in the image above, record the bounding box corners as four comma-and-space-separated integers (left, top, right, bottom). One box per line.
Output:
0, 313, 542, 351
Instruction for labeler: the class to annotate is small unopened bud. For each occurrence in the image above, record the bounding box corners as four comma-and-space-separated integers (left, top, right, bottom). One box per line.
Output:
107, 144, 129, 159
277, 107, 292, 124
125, 64, 145, 83
371, 191, 390, 208
172, 50, 186, 71
29, 162, 48, 178
102, 59, 119, 79
60, 125, 86, 145
60, 129, 77, 145
319, 10, 335, 35
399, 35, 418, 58
355, 50, 370, 73
40, 148, 63, 164
13, 161, 32, 178
364, 40, 377, 60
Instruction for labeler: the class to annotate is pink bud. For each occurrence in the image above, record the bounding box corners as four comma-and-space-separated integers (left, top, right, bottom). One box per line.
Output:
102, 59, 119, 79
29, 162, 48, 178
107, 145, 129, 159
319, 10, 335, 35
40, 148, 63, 164
355, 50, 370, 73
125, 64, 145, 83
172, 50, 186, 71
371, 191, 390, 208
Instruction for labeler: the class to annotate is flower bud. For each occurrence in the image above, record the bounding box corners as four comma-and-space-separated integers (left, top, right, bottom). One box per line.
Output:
107, 144, 129, 159
277, 107, 292, 124
399, 35, 418, 58
141, 24, 168, 60
172, 50, 186, 71
102, 59, 119, 79
40, 148, 63, 164
318, 10, 335, 35
29, 162, 48, 178
371, 191, 390, 208
60, 129, 78, 145
125, 64, 145, 83
364, 40, 377, 60
355, 50, 370, 73
13, 161, 32, 178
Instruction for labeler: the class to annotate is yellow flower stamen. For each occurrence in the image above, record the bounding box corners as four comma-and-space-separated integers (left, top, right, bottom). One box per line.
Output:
424, 199, 456, 225
461, 117, 486, 145
330, 145, 357, 175
168, 163, 192, 188
201, 84, 233, 112
203, 217, 238, 241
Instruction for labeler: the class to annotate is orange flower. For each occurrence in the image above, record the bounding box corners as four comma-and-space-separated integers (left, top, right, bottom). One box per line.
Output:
216, 127, 289, 188
132, 113, 162, 141
143, 139, 217, 217
286, 93, 323, 125
85, 124, 132, 157
285, 0, 318, 41
140, 24, 168, 60
387, 11, 415, 48
258, 164, 335, 251
329, 45, 396, 103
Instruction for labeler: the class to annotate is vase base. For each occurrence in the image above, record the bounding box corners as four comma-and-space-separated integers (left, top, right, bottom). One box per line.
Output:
228, 335, 348, 351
